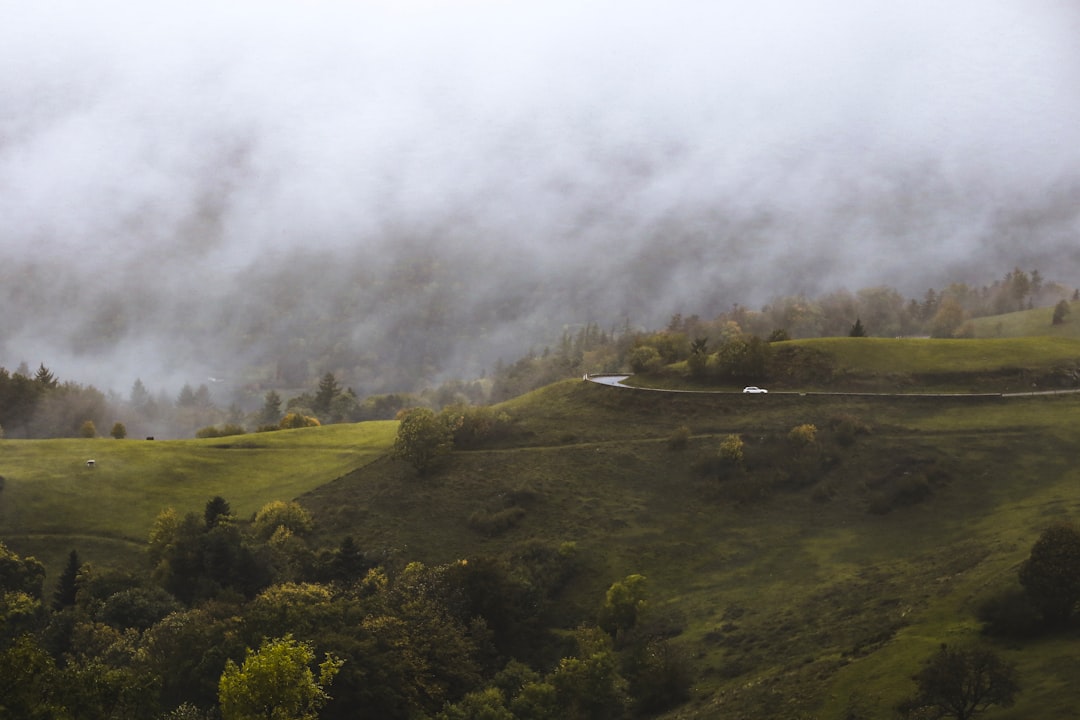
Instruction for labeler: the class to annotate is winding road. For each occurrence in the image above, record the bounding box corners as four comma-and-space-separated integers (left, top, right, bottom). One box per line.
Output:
583, 373, 1080, 398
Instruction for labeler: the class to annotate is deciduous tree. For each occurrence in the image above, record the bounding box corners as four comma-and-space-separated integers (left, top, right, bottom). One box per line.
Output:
1018, 521, 1080, 627
897, 645, 1018, 720
218, 634, 342, 720
393, 407, 453, 474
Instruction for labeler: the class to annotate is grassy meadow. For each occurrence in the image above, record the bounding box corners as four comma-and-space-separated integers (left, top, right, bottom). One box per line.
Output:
3, 332, 1080, 718
0, 421, 396, 577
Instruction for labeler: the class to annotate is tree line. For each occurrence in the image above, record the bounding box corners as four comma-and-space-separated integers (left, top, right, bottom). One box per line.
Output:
4, 267, 1074, 438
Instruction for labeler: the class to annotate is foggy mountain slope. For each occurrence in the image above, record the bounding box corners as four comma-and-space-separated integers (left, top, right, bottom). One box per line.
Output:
2, 1, 1079, 394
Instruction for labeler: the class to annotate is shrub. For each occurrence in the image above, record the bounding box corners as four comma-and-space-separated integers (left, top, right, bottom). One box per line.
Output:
827, 413, 872, 446
110, 422, 127, 439
667, 426, 691, 451
468, 507, 526, 537
977, 587, 1041, 638
718, 434, 744, 466
622, 636, 692, 715
79, 420, 97, 438
788, 423, 818, 447
279, 412, 320, 430
440, 404, 514, 449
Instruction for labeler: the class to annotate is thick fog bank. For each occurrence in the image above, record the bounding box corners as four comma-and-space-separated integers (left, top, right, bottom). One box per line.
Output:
2, 0, 1079, 393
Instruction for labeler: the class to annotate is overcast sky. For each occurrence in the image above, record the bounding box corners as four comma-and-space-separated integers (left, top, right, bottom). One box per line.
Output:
2, 0, 1079, 391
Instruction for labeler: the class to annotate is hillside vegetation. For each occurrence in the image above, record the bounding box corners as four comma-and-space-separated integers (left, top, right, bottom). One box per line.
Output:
3, 336, 1080, 718
0, 422, 396, 577
299, 379, 1080, 718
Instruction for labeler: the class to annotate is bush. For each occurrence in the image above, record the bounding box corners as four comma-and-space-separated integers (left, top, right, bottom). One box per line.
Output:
827, 413, 872, 446
718, 434, 744, 466
440, 405, 514, 449
109, 422, 126, 439
622, 636, 692, 715
788, 424, 818, 447
279, 412, 320, 430
667, 426, 691, 451
194, 424, 245, 439
977, 587, 1041, 638
79, 420, 97, 438
468, 507, 526, 537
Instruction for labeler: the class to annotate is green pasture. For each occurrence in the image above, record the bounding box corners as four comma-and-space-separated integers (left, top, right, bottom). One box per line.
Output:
791, 335, 1080, 374
0, 421, 396, 577
972, 300, 1080, 338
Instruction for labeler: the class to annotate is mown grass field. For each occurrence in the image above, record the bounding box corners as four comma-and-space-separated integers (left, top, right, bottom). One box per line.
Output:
0, 421, 396, 577
4, 333, 1080, 718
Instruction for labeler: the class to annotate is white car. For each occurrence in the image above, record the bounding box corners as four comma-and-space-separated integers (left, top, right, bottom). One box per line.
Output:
742, 386, 768, 394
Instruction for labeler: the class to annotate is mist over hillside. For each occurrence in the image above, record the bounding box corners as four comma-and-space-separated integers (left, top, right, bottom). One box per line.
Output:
3, 0, 1079, 396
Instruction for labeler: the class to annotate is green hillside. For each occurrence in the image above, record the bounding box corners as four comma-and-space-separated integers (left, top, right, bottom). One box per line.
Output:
971, 300, 1080, 338
790, 335, 1080, 375
299, 380, 1080, 718
3, 357, 1080, 717
0, 422, 396, 577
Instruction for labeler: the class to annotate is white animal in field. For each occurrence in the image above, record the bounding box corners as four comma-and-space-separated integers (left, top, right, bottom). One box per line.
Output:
86, 459, 95, 468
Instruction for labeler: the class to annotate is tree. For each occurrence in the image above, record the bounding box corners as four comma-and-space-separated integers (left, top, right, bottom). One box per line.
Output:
79, 420, 97, 438
898, 645, 1018, 720
0, 541, 45, 600
130, 378, 151, 409
313, 372, 341, 417
259, 390, 282, 427
52, 550, 80, 610
34, 363, 58, 389
929, 297, 966, 338
252, 500, 314, 540
204, 496, 233, 529
1052, 299, 1070, 325
393, 407, 453, 474
599, 574, 648, 636
219, 635, 343, 720
177, 384, 197, 408
1018, 521, 1080, 627
110, 421, 127, 439
849, 317, 866, 337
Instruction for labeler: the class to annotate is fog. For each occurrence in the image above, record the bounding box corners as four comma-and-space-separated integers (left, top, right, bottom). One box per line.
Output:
3, 0, 1079, 396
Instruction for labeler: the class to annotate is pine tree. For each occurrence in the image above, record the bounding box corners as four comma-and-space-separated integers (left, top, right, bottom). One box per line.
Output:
53, 550, 80, 610
849, 318, 867, 337
313, 372, 341, 416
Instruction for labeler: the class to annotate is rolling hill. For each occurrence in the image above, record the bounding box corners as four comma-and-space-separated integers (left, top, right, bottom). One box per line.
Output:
3, 335, 1080, 718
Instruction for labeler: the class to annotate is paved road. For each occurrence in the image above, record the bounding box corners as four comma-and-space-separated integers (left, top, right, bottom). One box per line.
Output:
583, 374, 1080, 398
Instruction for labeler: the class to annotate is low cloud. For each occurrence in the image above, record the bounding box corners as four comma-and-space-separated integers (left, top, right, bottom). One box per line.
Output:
2, 0, 1079, 392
